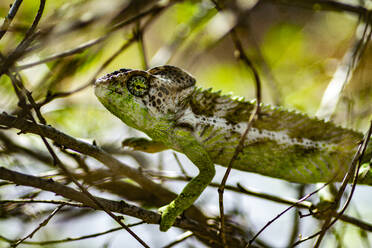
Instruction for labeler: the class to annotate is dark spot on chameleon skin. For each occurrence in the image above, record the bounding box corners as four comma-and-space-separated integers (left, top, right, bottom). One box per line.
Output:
158, 92, 163, 97
176, 122, 195, 132
291, 145, 318, 159
156, 99, 161, 105
152, 102, 156, 107
200, 125, 209, 137
111, 70, 121, 76
232, 130, 239, 135
120, 68, 131, 73
229, 120, 238, 126
202, 117, 206, 121
160, 86, 169, 95
216, 148, 225, 159
212, 119, 216, 123
109, 68, 131, 77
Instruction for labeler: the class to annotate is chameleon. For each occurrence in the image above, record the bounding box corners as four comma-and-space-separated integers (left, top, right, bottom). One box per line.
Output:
94, 65, 372, 231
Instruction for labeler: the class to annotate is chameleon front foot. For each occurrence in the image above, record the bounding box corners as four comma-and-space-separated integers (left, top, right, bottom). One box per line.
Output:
158, 202, 182, 232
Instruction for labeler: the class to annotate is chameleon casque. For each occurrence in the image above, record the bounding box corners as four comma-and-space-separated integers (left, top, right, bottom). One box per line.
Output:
94, 65, 372, 231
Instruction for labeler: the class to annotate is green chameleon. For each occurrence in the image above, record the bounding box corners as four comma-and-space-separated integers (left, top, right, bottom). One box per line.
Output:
94, 65, 372, 231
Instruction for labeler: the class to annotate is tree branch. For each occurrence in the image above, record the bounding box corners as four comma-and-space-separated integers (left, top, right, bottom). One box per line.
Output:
0, 166, 250, 247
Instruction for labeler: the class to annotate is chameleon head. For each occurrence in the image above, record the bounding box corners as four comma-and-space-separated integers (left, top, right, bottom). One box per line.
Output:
94, 65, 196, 130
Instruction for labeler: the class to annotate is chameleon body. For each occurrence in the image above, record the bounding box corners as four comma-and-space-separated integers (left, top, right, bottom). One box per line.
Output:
94, 65, 372, 231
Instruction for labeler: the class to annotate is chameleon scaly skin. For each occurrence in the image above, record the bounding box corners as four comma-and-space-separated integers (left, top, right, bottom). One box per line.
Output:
94, 65, 372, 231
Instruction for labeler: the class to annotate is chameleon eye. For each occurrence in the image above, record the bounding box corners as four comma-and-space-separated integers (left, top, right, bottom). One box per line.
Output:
127, 75, 149, 97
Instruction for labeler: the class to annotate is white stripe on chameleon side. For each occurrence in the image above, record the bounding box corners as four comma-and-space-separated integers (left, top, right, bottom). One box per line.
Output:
179, 107, 336, 150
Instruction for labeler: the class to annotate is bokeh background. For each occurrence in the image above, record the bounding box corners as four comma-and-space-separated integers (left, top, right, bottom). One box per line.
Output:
0, 0, 371, 247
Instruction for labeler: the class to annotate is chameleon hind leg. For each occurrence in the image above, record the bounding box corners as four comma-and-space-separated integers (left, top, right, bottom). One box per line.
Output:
159, 132, 215, 231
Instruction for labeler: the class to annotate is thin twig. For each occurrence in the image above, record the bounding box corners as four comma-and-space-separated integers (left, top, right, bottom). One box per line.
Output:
110, 3, 166, 33
0, 131, 52, 165
0, 0, 24, 40
14, 2, 167, 71
0, 112, 177, 202
309, 12, 372, 247
313, 120, 372, 247
264, 0, 368, 16
12, 204, 65, 247
245, 18, 282, 105
150, 3, 214, 66
135, 23, 149, 70
173, 153, 189, 177
2, 221, 144, 246
316, 13, 372, 120
0, 167, 247, 247
162, 231, 194, 248
0, 0, 46, 76
338, 214, 372, 232
0, 199, 83, 208
116, 168, 316, 209
16, 36, 108, 70
292, 121, 372, 247
17, 10, 160, 111
0, 166, 159, 220
211, 2, 262, 246
22, 0, 45, 40
5, 13, 150, 245
11, 82, 150, 248
248, 180, 333, 247
287, 185, 306, 246
0, 112, 215, 245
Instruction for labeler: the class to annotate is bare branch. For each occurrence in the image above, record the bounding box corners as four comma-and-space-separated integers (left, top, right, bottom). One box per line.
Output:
264, 0, 369, 16
211, 2, 262, 246
292, 121, 372, 247
12, 204, 65, 247
0, 221, 144, 246
316, 15, 372, 120
0, 0, 24, 40
0, 112, 176, 202
162, 231, 194, 248
0, 167, 249, 247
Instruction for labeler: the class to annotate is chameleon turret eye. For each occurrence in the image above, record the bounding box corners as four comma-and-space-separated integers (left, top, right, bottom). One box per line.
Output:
127, 75, 149, 97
